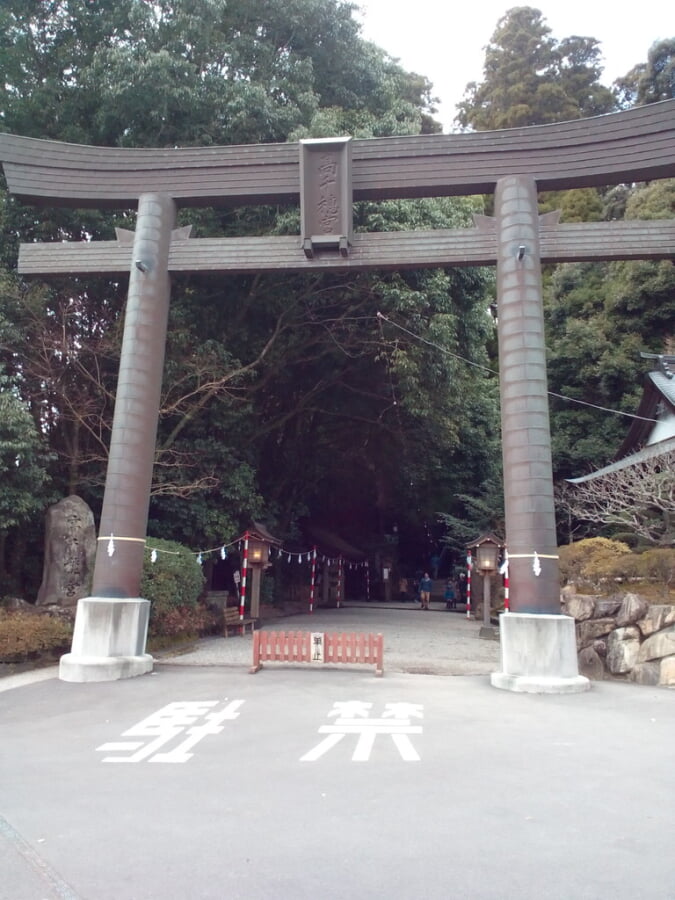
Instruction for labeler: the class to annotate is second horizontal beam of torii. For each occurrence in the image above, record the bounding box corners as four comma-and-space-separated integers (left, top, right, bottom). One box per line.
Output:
18, 218, 675, 276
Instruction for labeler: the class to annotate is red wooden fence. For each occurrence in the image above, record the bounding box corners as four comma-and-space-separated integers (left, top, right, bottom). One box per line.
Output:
250, 630, 383, 676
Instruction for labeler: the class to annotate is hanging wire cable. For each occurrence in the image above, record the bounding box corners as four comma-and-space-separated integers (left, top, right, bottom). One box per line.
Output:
375, 311, 657, 424
376, 311, 496, 376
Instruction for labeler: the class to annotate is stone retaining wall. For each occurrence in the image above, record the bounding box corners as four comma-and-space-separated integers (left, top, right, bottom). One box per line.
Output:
561, 590, 675, 687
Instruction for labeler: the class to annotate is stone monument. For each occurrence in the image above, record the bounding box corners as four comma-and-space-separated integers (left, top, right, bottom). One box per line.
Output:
36, 495, 96, 607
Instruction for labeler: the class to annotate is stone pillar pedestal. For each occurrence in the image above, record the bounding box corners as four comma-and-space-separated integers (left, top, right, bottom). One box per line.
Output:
491, 612, 589, 694
59, 597, 153, 683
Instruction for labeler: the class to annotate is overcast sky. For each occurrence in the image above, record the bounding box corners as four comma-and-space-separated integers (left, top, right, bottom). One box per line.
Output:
354, 0, 672, 130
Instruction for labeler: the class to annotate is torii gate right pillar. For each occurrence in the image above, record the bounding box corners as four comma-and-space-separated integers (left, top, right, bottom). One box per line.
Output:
490, 175, 588, 693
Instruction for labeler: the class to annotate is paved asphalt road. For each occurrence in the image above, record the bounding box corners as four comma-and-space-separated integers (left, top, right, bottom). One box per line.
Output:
1, 607, 674, 900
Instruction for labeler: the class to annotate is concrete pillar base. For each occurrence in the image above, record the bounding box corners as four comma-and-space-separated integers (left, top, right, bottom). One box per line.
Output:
59, 597, 153, 683
490, 612, 590, 694
60, 652, 154, 683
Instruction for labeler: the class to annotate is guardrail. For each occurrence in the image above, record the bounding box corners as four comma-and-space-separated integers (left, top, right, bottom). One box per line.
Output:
250, 630, 383, 676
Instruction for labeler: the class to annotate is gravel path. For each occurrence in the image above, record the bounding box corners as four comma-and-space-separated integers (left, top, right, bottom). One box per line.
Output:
157, 602, 501, 676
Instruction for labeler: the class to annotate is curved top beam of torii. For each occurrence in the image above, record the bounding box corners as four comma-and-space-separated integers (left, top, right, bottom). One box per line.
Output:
1, 99, 674, 209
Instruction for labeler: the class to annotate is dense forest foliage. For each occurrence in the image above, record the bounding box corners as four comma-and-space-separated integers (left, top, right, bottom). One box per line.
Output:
0, 2, 673, 596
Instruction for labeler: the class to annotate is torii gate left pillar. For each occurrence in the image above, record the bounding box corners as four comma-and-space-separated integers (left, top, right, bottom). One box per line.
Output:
60, 193, 175, 682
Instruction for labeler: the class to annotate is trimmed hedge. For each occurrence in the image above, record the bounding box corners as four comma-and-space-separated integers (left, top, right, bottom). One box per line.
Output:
558, 538, 631, 587
559, 539, 675, 600
608, 548, 675, 600
0, 610, 72, 662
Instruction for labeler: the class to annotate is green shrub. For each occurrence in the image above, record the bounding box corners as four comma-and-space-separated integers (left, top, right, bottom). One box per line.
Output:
558, 537, 631, 588
611, 532, 645, 551
0, 610, 72, 662
630, 549, 675, 599
141, 538, 206, 638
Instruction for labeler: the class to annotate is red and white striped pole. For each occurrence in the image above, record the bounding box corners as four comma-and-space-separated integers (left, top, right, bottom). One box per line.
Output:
502, 549, 510, 613
466, 552, 472, 619
309, 546, 317, 614
239, 531, 249, 621
336, 556, 343, 609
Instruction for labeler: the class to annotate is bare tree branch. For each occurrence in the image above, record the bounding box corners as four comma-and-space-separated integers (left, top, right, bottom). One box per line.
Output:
558, 449, 675, 544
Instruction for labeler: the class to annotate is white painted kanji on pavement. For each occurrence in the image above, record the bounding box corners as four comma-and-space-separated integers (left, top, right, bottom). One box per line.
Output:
300, 701, 423, 762
96, 699, 244, 763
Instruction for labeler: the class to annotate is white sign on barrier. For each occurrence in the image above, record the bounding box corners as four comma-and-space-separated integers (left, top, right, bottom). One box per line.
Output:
311, 632, 325, 662
300, 701, 423, 762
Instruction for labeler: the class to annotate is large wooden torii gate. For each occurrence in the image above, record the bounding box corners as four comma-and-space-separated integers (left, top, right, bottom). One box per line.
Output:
2, 99, 674, 689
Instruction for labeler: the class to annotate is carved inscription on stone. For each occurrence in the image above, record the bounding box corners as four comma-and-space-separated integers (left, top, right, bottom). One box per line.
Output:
300, 137, 352, 250
36, 495, 96, 606
316, 153, 340, 234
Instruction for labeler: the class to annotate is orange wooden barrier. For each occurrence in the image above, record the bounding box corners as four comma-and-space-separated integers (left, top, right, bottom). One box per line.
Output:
250, 630, 383, 676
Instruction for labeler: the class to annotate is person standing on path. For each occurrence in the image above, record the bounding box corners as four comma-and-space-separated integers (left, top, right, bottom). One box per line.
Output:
444, 579, 457, 610
419, 572, 433, 610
